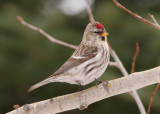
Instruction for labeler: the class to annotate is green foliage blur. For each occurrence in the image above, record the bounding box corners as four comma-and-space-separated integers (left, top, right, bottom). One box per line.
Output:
0, 0, 160, 113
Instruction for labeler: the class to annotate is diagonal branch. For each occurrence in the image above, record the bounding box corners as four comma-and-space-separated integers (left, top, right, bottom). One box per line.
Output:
17, 16, 77, 50
7, 66, 160, 114
113, 0, 160, 31
85, 0, 95, 23
147, 83, 160, 114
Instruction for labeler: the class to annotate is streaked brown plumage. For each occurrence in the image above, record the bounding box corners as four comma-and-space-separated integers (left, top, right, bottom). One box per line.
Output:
28, 22, 110, 92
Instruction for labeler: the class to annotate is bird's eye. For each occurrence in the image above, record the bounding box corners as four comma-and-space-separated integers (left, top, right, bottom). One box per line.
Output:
94, 31, 102, 35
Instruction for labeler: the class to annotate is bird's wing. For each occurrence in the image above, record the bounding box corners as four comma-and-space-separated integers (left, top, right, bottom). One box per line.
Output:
50, 46, 98, 76
28, 46, 98, 92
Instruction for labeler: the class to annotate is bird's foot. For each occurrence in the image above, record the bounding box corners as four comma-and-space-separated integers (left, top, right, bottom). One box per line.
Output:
102, 81, 111, 88
77, 83, 83, 91
95, 78, 103, 86
95, 79, 111, 88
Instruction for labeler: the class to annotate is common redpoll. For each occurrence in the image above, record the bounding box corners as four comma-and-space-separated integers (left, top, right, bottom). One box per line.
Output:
28, 22, 109, 91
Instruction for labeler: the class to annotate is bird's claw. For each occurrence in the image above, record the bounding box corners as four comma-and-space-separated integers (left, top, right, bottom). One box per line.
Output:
95, 78, 103, 86
95, 78, 111, 88
77, 83, 83, 91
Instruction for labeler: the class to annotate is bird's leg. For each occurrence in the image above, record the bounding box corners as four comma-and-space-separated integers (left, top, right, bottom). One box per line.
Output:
95, 78, 111, 88
78, 83, 83, 91
95, 78, 103, 85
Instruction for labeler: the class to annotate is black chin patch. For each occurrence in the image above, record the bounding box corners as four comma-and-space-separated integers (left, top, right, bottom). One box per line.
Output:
101, 37, 105, 41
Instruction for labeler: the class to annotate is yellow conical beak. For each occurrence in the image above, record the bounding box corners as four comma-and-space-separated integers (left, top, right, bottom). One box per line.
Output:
101, 32, 109, 37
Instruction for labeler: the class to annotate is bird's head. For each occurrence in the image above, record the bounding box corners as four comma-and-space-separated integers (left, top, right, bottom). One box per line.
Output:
82, 22, 108, 45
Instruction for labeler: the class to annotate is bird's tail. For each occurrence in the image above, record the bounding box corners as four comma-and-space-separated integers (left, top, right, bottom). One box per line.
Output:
28, 78, 54, 92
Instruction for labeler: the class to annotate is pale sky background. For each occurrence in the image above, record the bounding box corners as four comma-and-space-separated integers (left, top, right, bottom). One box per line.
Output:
43, 0, 95, 15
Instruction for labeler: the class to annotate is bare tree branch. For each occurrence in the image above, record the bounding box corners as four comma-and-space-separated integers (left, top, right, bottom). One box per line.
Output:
113, 0, 160, 30
147, 83, 160, 114
148, 14, 159, 26
7, 66, 160, 114
85, 0, 95, 23
17, 16, 77, 50
131, 42, 140, 73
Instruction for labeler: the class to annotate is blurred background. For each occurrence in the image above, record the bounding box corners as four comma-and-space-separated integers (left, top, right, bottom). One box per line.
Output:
0, 0, 160, 113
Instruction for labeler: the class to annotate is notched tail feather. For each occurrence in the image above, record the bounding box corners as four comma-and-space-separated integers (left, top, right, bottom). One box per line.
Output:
28, 78, 53, 92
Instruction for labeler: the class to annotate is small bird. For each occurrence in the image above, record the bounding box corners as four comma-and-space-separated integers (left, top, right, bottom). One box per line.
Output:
28, 22, 110, 92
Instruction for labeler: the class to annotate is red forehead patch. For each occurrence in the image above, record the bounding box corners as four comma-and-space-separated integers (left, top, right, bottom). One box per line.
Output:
95, 23, 104, 29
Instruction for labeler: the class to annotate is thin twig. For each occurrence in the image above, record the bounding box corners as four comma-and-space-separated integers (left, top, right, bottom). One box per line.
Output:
113, 0, 160, 30
131, 42, 140, 73
85, 0, 95, 23
17, 16, 77, 50
148, 14, 159, 26
147, 83, 160, 114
